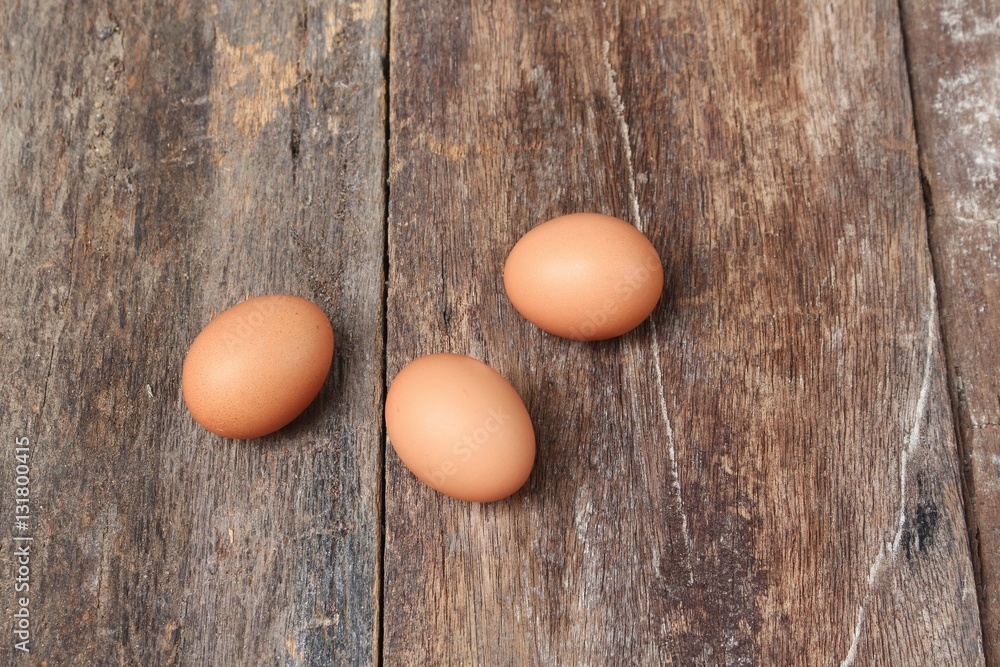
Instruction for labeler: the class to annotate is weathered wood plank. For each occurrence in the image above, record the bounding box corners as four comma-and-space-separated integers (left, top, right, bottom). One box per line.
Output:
901, 0, 1000, 662
0, 1, 385, 664
384, 0, 984, 664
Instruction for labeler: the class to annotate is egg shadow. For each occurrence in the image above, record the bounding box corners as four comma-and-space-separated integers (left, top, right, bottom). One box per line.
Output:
487, 262, 681, 513
235, 324, 351, 450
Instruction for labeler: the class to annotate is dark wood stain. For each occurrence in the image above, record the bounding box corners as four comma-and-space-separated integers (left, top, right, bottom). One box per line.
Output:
902, 499, 941, 561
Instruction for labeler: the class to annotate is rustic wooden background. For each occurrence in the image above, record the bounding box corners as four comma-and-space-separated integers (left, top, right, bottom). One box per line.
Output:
1, 0, 996, 665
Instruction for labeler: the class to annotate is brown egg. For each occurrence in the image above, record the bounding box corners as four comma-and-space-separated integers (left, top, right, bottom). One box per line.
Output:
503, 212, 664, 340
182, 294, 334, 439
385, 353, 535, 502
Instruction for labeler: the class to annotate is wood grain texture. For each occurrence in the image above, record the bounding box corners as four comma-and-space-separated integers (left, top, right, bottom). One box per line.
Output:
901, 0, 1000, 662
1, 0, 993, 664
0, 1, 385, 664
384, 0, 984, 664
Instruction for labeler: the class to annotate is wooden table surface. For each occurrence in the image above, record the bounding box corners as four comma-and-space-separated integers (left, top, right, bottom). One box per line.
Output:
1, 0, 997, 665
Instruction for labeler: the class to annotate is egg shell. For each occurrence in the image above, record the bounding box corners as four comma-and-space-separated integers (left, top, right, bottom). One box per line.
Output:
182, 294, 334, 439
385, 353, 535, 503
503, 212, 664, 340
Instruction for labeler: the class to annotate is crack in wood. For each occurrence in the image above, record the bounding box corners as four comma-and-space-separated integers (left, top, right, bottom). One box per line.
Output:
603, 36, 694, 585
841, 287, 937, 666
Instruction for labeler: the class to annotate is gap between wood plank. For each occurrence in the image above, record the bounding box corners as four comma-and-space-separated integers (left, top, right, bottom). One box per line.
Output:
895, 0, 989, 649
377, 0, 392, 665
